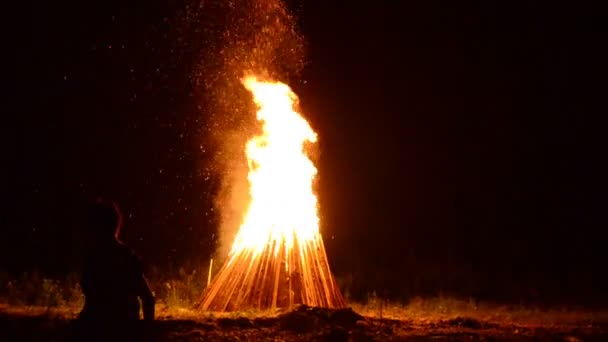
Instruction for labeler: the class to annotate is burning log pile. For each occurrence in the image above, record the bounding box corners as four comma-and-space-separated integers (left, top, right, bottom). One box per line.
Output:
198, 235, 344, 311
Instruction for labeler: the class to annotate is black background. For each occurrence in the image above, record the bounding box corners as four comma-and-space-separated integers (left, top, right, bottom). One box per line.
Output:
7, 1, 606, 305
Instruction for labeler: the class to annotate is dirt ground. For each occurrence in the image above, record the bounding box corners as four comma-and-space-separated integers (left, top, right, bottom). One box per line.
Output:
1, 304, 606, 341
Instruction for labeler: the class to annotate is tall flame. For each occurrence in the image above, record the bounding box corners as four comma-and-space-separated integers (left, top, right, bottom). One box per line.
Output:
230, 76, 319, 257
198, 75, 345, 311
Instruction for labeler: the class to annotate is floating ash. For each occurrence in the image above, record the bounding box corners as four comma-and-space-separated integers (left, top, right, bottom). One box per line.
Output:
198, 76, 345, 311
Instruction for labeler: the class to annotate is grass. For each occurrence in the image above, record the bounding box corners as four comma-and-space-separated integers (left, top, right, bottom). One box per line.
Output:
352, 295, 608, 326
0, 272, 84, 309
1, 271, 607, 327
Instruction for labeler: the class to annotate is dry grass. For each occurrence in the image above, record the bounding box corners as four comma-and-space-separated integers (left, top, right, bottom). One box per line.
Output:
154, 297, 608, 328
2, 272, 608, 327
155, 304, 284, 321
352, 296, 608, 326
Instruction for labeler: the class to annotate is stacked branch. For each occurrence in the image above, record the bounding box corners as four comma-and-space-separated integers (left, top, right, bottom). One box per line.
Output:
198, 234, 345, 311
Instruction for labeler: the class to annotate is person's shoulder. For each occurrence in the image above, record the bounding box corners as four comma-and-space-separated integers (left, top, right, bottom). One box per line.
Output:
115, 241, 143, 265
115, 240, 134, 254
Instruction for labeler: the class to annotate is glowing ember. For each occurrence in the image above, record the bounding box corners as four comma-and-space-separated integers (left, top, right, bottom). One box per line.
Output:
198, 76, 345, 311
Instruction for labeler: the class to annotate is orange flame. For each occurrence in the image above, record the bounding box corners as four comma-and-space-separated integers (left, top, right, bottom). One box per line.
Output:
230, 76, 319, 259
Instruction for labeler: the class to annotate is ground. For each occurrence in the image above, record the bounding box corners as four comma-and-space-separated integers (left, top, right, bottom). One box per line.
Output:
1, 303, 607, 341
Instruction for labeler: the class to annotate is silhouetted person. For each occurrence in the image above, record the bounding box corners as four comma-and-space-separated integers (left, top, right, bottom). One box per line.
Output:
78, 199, 155, 328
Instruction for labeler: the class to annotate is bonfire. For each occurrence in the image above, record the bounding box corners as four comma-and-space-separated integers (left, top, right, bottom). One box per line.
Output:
198, 76, 345, 311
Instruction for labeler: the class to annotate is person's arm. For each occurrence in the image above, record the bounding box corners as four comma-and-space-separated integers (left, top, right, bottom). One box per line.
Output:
137, 274, 155, 321
131, 251, 155, 321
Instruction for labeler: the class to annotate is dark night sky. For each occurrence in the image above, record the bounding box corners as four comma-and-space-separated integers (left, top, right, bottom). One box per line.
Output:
8, 1, 606, 304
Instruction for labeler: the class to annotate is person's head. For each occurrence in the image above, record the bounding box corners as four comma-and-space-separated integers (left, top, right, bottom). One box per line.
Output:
87, 198, 123, 241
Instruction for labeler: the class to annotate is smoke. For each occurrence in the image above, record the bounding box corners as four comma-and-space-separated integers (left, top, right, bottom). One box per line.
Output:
185, 0, 305, 259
